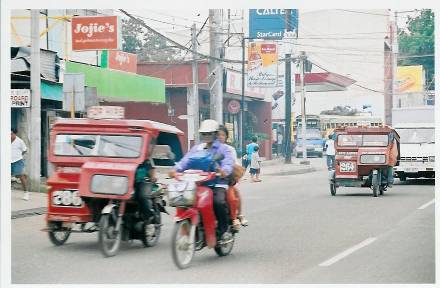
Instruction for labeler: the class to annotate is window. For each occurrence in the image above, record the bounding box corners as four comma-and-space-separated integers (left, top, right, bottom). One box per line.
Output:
54, 134, 142, 158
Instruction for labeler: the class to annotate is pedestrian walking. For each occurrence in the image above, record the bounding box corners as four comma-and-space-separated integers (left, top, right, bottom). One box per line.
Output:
250, 146, 262, 182
11, 128, 29, 200
324, 134, 336, 170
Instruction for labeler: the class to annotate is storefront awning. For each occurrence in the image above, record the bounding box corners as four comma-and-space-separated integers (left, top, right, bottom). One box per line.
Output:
66, 61, 165, 103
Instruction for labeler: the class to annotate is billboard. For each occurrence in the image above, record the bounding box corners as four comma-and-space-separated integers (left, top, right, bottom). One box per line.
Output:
249, 9, 298, 40
72, 16, 121, 51
247, 42, 278, 87
225, 69, 265, 99
397, 65, 424, 93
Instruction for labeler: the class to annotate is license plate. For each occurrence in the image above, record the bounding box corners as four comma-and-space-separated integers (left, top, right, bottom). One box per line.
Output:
52, 190, 83, 207
340, 161, 356, 172
404, 167, 418, 173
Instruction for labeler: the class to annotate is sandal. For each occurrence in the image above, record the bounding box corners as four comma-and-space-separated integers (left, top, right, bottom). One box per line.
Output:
238, 215, 248, 226
232, 219, 241, 231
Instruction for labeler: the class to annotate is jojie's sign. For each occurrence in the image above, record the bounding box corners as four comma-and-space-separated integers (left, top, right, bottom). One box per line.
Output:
249, 9, 298, 40
11, 89, 31, 108
72, 16, 121, 51
108, 50, 137, 73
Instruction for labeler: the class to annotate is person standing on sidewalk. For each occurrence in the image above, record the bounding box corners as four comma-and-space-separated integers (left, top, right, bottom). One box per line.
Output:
324, 134, 336, 170
250, 146, 262, 182
277, 133, 284, 157
11, 128, 29, 200
244, 136, 259, 170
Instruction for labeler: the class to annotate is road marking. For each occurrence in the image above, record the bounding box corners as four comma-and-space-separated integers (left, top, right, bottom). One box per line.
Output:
417, 199, 435, 210
319, 237, 377, 267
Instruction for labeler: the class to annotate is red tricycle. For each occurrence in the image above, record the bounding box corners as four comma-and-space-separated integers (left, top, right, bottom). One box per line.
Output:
44, 107, 184, 257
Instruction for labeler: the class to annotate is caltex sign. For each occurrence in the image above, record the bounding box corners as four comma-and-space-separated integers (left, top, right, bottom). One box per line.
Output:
249, 9, 298, 40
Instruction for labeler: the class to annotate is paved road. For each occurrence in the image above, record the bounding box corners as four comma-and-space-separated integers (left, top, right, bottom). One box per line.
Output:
12, 159, 435, 284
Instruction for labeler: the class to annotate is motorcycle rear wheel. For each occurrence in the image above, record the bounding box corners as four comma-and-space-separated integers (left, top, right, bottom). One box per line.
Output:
141, 209, 161, 247
99, 214, 122, 257
214, 234, 235, 256
171, 220, 195, 269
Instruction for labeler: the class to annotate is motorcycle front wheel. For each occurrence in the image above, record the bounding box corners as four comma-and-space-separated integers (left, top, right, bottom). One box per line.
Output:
171, 220, 195, 269
99, 213, 122, 257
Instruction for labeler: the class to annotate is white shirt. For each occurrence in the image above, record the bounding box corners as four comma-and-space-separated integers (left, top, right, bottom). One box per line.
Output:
250, 152, 261, 169
278, 135, 283, 144
325, 139, 335, 156
11, 136, 27, 163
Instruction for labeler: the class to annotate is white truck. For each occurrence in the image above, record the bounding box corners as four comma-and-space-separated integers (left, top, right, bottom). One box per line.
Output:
392, 106, 435, 181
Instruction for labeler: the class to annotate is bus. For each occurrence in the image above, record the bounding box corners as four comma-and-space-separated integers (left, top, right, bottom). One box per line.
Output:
319, 114, 383, 137
294, 114, 321, 129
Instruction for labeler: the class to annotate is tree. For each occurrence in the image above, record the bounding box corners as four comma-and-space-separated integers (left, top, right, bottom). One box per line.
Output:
121, 17, 182, 62
398, 9, 435, 90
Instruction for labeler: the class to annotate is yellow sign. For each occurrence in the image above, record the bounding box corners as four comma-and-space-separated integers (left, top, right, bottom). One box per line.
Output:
397, 65, 424, 93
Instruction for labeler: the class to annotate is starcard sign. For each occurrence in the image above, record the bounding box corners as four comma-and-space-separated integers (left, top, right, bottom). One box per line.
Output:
249, 9, 298, 40
72, 16, 121, 51
247, 42, 278, 87
11, 89, 31, 108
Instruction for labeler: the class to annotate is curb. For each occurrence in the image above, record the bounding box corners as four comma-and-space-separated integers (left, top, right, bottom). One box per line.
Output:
12, 207, 47, 219
264, 166, 317, 176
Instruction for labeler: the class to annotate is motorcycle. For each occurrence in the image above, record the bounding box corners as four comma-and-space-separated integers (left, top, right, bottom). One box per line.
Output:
167, 157, 237, 269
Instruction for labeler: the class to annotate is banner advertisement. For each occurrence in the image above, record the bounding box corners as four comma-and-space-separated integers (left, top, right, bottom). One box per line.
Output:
106, 50, 137, 73
11, 89, 31, 108
72, 16, 121, 51
397, 65, 424, 93
247, 42, 278, 87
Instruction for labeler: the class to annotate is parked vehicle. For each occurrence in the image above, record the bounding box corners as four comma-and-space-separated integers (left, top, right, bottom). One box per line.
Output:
294, 128, 324, 158
44, 107, 184, 257
329, 126, 400, 197
168, 165, 238, 269
392, 107, 435, 181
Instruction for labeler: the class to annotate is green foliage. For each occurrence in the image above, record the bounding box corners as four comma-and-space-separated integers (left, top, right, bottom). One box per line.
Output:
398, 9, 435, 90
121, 17, 182, 62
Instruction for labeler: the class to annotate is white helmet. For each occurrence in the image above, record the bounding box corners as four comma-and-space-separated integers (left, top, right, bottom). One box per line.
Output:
199, 119, 219, 133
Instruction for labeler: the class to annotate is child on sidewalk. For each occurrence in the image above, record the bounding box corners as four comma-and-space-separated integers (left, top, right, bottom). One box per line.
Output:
250, 146, 262, 182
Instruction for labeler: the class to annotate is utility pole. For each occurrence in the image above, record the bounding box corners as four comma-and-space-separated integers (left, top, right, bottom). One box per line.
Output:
191, 23, 200, 144
30, 9, 41, 192
392, 11, 399, 110
284, 9, 293, 164
299, 51, 309, 165
209, 9, 223, 123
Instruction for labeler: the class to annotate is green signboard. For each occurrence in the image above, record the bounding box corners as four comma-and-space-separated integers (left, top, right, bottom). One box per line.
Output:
66, 61, 165, 103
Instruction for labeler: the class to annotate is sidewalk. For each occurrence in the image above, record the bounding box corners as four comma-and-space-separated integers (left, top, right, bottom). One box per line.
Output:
11, 189, 47, 217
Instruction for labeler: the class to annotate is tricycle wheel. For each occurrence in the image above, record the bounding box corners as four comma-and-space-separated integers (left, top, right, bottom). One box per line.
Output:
99, 214, 122, 257
372, 172, 380, 197
171, 220, 195, 269
141, 210, 161, 247
48, 222, 71, 246
330, 183, 337, 196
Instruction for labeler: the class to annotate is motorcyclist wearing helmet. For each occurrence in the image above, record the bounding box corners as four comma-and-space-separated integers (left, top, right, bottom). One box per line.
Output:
169, 119, 235, 243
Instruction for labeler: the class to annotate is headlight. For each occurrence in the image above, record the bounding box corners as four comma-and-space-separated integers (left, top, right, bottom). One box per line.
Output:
91, 175, 129, 195
360, 154, 386, 164
429, 156, 435, 162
